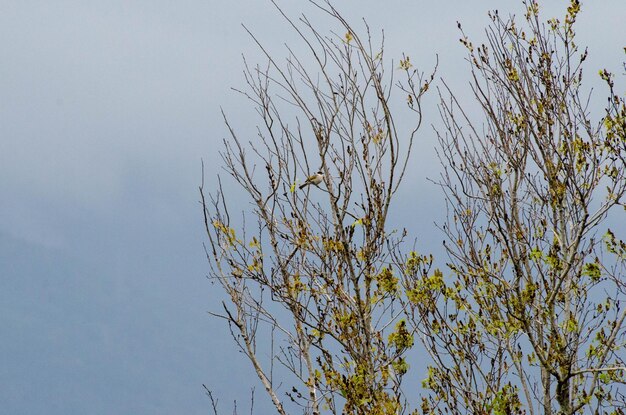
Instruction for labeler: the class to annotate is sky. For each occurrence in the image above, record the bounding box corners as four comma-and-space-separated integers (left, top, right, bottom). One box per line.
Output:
1, 1, 624, 414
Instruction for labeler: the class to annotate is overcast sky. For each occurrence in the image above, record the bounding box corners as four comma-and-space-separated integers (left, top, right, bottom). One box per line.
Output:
1, 1, 624, 414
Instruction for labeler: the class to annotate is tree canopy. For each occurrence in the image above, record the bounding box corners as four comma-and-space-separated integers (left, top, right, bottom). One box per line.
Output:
202, 1, 626, 414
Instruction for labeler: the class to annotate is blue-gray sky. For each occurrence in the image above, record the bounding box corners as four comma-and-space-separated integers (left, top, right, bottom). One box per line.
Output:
1, 1, 624, 414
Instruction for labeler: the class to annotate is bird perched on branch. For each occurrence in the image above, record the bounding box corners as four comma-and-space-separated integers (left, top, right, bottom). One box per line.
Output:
299, 171, 324, 189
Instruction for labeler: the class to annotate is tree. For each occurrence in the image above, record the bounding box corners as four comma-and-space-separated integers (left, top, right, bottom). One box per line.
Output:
201, 1, 435, 414
202, 1, 626, 414
413, 1, 626, 414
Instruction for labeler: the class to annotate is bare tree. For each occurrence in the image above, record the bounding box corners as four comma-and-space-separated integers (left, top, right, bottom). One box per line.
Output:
409, 1, 626, 414
201, 1, 435, 414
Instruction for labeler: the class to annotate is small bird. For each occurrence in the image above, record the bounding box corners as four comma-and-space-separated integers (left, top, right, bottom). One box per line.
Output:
299, 171, 324, 189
